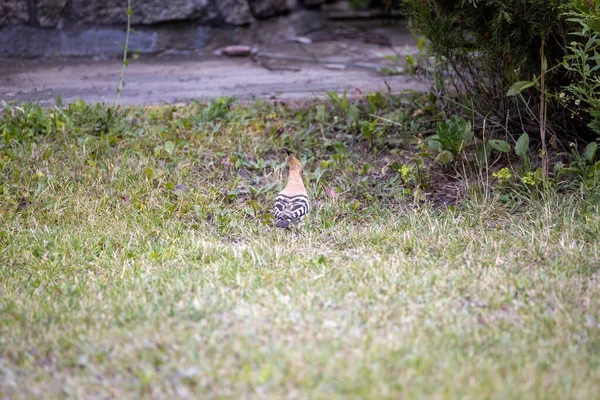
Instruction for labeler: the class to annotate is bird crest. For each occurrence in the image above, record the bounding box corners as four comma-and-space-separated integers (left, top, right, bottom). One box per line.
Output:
287, 154, 302, 173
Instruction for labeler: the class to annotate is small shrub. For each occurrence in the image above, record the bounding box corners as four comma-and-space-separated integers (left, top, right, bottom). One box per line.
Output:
401, 0, 599, 147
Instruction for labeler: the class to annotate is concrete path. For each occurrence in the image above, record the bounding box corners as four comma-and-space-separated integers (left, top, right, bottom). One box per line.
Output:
0, 25, 427, 106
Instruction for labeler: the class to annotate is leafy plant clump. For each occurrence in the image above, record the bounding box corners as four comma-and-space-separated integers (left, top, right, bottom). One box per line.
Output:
427, 115, 473, 164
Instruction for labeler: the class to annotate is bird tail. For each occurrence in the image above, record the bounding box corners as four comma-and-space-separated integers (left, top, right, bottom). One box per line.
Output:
275, 218, 291, 229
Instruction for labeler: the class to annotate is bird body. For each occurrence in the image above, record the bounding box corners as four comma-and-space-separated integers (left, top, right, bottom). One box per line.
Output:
274, 155, 309, 228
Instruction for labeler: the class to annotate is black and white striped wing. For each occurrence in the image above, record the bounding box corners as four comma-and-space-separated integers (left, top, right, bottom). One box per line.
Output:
273, 194, 310, 227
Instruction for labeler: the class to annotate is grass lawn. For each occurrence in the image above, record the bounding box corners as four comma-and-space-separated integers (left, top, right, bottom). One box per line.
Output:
1, 98, 599, 398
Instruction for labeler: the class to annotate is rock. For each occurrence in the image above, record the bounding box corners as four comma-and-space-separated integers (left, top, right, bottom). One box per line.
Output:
219, 45, 253, 57
216, 0, 253, 26
58, 28, 158, 57
324, 63, 346, 70
0, 25, 58, 57
247, 0, 293, 19
155, 24, 212, 52
0, 0, 29, 26
288, 35, 311, 44
286, 9, 324, 35
37, 0, 69, 27
235, 9, 324, 46
67, 0, 214, 25
0, 24, 215, 57
196, 2, 223, 24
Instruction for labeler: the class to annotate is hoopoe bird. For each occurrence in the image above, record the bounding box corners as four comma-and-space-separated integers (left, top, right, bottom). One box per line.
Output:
273, 154, 310, 229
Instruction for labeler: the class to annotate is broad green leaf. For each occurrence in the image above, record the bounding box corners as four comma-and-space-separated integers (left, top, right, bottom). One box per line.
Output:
583, 142, 598, 163
515, 133, 529, 157
488, 139, 511, 153
507, 80, 537, 96
428, 139, 443, 153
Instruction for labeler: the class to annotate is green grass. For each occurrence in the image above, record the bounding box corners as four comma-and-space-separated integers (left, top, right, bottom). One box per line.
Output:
1, 98, 600, 398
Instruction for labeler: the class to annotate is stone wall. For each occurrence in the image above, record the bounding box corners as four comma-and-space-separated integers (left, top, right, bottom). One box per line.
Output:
0, 0, 327, 57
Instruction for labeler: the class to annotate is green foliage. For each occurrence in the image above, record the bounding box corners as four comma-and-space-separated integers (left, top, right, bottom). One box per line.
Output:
401, 0, 599, 146
514, 133, 530, 158
487, 139, 512, 154
197, 97, 237, 123
561, 8, 600, 135
514, 132, 532, 170
558, 141, 600, 192
326, 90, 361, 127
520, 168, 545, 186
365, 92, 388, 114
492, 167, 512, 184
1, 102, 60, 144
507, 80, 539, 97
323, 90, 435, 152
359, 119, 383, 150
326, 91, 350, 115
427, 115, 473, 164
0, 101, 130, 146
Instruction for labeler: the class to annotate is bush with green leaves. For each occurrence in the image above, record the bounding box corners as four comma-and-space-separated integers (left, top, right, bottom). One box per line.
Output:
401, 0, 599, 144
561, 6, 600, 135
